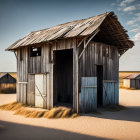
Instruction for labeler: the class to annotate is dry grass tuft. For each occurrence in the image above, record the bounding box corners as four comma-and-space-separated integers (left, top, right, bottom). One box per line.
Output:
44, 107, 62, 119
0, 102, 79, 119
119, 85, 136, 90
14, 108, 32, 116
71, 113, 79, 118
42, 107, 74, 119
61, 108, 72, 118
55, 109, 64, 118
0, 102, 25, 111
25, 111, 46, 118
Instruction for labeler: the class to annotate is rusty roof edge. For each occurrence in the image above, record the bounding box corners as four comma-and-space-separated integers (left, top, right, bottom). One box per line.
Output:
123, 73, 140, 79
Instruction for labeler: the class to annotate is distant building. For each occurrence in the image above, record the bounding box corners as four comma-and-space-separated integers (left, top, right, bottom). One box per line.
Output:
0, 73, 16, 93
123, 74, 140, 89
6, 11, 134, 113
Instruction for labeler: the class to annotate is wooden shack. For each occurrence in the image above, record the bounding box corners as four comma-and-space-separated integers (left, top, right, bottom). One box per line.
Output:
6, 11, 134, 113
123, 74, 140, 89
0, 73, 16, 93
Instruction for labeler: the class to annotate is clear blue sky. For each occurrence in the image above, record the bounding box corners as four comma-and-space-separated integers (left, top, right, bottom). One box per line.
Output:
0, 0, 140, 72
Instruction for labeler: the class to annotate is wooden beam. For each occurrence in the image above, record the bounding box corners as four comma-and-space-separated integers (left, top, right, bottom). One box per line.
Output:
77, 37, 86, 48
118, 48, 130, 50
73, 38, 79, 113
14, 51, 17, 59
79, 29, 100, 59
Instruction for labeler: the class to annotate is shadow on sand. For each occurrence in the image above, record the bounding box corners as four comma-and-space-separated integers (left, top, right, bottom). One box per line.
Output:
84, 106, 140, 122
0, 120, 110, 140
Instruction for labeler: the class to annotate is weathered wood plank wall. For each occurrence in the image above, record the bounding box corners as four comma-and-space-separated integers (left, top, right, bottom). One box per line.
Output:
78, 41, 119, 112
130, 79, 140, 89
78, 41, 119, 92
17, 38, 119, 112
17, 38, 76, 109
0, 83, 16, 93
27, 74, 35, 105
17, 47, 28, 104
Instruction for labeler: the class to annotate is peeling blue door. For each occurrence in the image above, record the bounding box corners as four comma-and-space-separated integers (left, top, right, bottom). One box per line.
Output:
79, 77, 97, 113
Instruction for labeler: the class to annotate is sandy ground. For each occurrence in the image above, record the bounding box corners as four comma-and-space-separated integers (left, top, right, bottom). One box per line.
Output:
0, 89, 140, 140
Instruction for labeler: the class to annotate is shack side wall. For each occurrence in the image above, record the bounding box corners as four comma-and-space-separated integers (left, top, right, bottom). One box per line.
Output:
17, 39, 119, 112
78, 41, 119, 83
78, 41, 119, 111
130, 79, 140, 89
17, 38, 76, 110
0, 83, 16, 93
17, 47, 28, 104
123, 79, 130, 88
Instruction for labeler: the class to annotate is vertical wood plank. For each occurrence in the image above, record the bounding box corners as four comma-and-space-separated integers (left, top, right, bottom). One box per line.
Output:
73, 38, 78, 113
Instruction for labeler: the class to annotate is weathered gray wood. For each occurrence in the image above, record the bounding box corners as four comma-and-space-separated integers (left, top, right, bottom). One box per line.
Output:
73, 38, 78, 112
48, 62, 53, 109
135, 80, 140, 89
16, 38, 119, 112
27, 74, 35, 106
17, 47, 28, 103
79, 29, 100, 59
78, 42, 118, 82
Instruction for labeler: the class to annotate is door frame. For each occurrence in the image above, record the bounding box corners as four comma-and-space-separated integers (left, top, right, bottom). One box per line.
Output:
53, 49, 73, 107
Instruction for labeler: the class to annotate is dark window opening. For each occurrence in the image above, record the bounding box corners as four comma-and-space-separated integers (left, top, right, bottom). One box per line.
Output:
20, 48, 23, 61
30, 47, 41, 57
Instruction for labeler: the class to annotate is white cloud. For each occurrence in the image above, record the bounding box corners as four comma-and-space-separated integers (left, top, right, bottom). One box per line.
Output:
118, 1, 140, 12
123, 5, 137, 12
120, 0, 136, 7
131, 24, 139, 27
133, 33, 140, 41
129, 28, 140, 32
126, 14, 140, 25
126, 19, 136, 25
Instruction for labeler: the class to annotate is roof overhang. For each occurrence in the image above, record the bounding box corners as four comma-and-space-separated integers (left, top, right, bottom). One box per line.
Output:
6, 11, 134, 53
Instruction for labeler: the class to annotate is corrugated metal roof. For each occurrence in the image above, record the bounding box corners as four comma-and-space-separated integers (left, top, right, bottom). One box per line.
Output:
123, 74, 140, 79
6, 11, 134, 51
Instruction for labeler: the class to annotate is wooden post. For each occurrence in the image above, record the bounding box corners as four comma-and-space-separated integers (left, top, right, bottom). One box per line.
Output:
79, 29, 100, 59
73, 38, 79, 113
